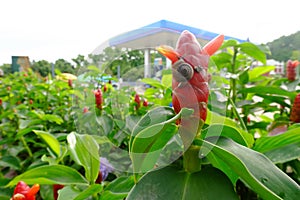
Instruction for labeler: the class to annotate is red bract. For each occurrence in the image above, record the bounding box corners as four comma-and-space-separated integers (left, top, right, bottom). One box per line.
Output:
286, 60, 299, 81
53, 184, 64, 200
157, 31, 224, 122
134, 93, 141, 110
143, 99, 148, 107
290, 94, 300, 123
11, 181, 40, 200
94, 89, 103, 109
68, 79, 73, 88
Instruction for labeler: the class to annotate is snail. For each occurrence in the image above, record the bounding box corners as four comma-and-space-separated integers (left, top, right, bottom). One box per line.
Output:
172, 59, 194, 82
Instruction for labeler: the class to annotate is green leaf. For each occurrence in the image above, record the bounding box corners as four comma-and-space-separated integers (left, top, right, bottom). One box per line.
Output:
206, 110, 254, 146
248, 66, 276, 81
239, 86, 297, 99
129, 107, 193, 172
131, 106, 175, 137
7, 165, 88, 187
161, 74, 172, 88
73, 184, 102, 200
238, 42, 266, 64
34, 130, 61, 157
199, 137, 300, 200
264, 143, 300, 164
202, 124, 253, 147
57, 185, 79, 200
127, 165, 238, 200
42, 114, 63, 124
253, 127, 300, 153
0, 156, 21, 170
100, 176, 135, 200
220, 39, 238, 49
96, 115, 114, 136
67, 132, 100, 183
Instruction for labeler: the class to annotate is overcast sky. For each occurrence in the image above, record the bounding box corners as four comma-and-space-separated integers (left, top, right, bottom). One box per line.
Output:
1, 0, 299, 65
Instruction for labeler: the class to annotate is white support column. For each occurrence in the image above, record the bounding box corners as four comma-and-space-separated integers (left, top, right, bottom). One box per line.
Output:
144, 48, 151, 78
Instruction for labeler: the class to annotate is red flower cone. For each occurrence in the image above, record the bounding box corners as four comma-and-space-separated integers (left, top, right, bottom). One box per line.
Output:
286, 60, 299, 81
157, 31, 224, 122
290, 93, 300, 123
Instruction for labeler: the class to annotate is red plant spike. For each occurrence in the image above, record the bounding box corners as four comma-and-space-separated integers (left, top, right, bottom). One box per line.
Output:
157, 31, 224, 122
11, 181, 40, 200
290, 93, 300, 123
134, 93, 141, 110
94, 89, 103, 110
286, 60, 299, 81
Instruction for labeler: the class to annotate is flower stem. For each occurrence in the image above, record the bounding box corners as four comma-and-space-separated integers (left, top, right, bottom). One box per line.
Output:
20, 136, 33, 158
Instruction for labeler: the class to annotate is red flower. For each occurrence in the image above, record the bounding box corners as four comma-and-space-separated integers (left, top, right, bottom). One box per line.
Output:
11, 181, 40, 200
290, 93, 300, 123
143, 99, 148, 107
286, 60, 299, 81
157, 31, 224, 122
0, 98, 2, 106
94, 89, 103, 109
134, 93, 141, 110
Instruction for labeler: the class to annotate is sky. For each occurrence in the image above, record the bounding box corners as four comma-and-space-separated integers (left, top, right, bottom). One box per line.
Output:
1, 0, 299, 65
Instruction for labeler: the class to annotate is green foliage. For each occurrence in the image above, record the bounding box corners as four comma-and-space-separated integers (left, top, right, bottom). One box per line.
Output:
267, 31, 300, 61
31, 60, 52, 77
1, 39, 300, 200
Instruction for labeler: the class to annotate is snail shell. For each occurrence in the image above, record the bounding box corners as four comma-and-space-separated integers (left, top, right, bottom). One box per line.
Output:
172, 59, 194, 82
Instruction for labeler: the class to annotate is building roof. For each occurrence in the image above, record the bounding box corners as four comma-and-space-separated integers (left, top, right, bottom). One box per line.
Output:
108, 19, 247, 49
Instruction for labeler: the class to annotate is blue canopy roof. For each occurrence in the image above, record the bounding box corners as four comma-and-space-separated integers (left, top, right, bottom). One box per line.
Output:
109, 19, 247, 49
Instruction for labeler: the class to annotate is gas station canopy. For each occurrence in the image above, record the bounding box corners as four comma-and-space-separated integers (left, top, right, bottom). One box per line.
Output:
108, 19, 247, 49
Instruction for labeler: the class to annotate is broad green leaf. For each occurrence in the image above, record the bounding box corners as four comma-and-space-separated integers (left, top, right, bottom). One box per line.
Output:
7, 165, 88, 187
58, 186, 80, 200
248, 66, 276, 81
96, 114, 114, 136
67, 132, 100, 183
239, 86, 297, 99
127, 166, 238, 200
131, 106, 175, 137
220, 39, 238, 49
100, 176, 135, 200
161, 74, 172, 88
130, 107, 193, 172
206, 110, 254, 146
199, 137, 300, 200
238, 42, 266, 64
0, 156, 21, 170
253, 127, 300, 153
34, 130, 61, 157
202, 124, 252, 147
42, 114, 63, 124
74, 184, 102, 200
264, 143, 300, 164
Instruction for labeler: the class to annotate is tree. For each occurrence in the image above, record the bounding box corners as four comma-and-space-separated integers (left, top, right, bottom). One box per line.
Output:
0, 63, 12, 75
54, 59, 75, 74
86, 47, 145, 77
31, 60, 51, 77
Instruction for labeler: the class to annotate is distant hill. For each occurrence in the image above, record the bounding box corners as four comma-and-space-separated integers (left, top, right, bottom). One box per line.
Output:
266, 31, 300, 62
